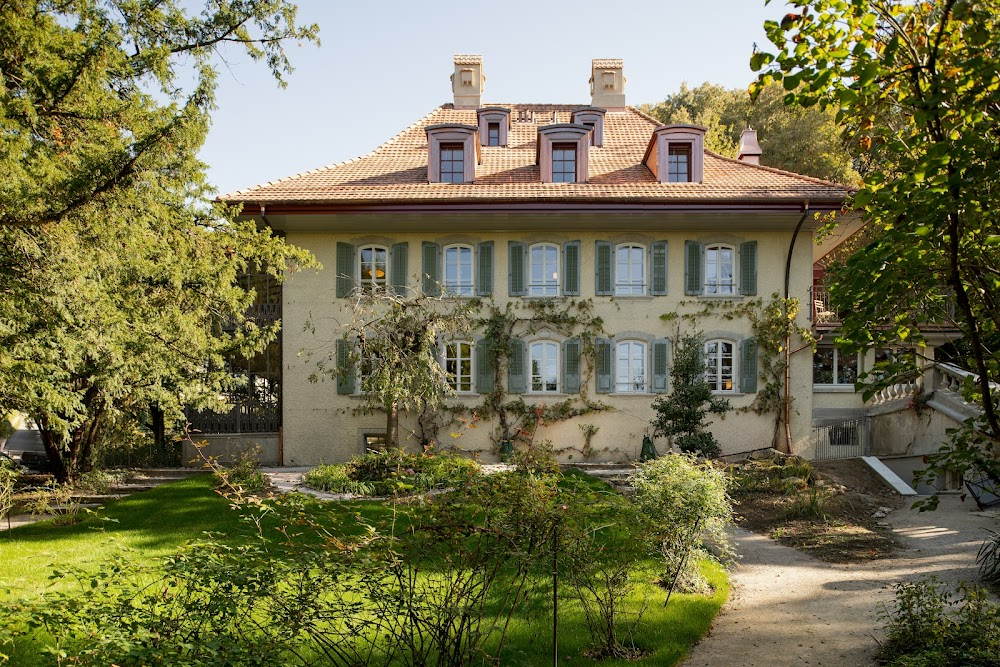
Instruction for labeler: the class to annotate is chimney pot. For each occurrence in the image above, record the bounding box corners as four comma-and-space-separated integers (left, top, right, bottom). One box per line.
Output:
738, 128, 763, 165
452, 54, 484, 109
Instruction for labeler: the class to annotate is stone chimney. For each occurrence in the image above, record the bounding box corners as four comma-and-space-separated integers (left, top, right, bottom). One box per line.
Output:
590, 59, 625, 110
738, 128, 763, 165
451, 54, 484, 109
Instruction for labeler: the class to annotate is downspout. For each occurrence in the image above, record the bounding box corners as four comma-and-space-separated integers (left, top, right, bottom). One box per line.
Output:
259, 205, 284, 467
782, 201, 810, 454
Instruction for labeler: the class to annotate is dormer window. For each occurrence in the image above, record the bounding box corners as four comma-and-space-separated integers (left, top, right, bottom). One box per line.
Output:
571, 107, 606, 147
552, 144, 577, 183
668, 144, 692, 183
644, 124, 706, 184
476, 107, 510, 147
426, 124, 480, 184
537, 124, 590, 184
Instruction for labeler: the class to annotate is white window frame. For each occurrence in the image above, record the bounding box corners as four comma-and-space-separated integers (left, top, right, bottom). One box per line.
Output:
614, 340, 648, 393
813, 345, 859, 386
444, 340, 475, 394
529, 340, 560, 393
704, 244, 736, 295
615, 244, 646, 296
705, 339, 736, 393
528, 243, 560, 297
358, 245, 388, 292
443, 244, 475, 297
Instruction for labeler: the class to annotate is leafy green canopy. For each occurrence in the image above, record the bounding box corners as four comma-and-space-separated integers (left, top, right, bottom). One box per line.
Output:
753, 0, 1000, 475
640, 81, 859, 185
0, 1, 319, 480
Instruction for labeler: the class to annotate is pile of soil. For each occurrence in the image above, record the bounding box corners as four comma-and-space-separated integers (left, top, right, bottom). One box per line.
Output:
733, 458, 905, 562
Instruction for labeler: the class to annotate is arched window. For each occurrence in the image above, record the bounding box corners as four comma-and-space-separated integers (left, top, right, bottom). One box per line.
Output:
528, 243, 560, 297
705, 245, 735, 295
705, 339, 735, 392
444, 340, 474, 393
443, 244, 474, 296
615, 244, 646, 295
530, 341, 559, 393
615, 341, 647, 393
359, 245, 388, 292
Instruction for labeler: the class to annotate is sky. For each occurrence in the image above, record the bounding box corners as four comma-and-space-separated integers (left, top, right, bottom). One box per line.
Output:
201, 0, 794, 197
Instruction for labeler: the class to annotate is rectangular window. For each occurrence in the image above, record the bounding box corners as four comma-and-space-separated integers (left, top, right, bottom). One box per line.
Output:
530, 341, 559, 393
615, 244, 646, 295
705, 245, 735, 295
706, 340, 735, 392
551, 143, 577, 183
444, 245, 474, 296
615, 341, 647, 393
583, 122, 595, 145
487, 122, 500, 146
445, 341, 474, 393
668, 144, 692, 183
814, 346, 858, 385
359, 245, 388, 292
528, 244, 559, 297
440, 142, 465, 183
364, 434, 388, 452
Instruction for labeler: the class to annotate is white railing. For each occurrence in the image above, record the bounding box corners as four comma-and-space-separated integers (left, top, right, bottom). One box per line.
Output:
929, 362, 1000, 415
868, 375, 923, 406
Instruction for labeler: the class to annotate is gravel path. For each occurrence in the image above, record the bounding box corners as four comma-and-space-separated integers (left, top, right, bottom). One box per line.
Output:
682, 496, 999, 667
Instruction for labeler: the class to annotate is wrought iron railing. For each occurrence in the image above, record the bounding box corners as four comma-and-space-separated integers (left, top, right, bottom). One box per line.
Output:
812, 417, 871, 460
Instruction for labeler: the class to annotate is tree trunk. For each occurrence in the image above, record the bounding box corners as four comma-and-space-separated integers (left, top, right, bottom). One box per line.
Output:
386, 401, 399, 448
151, 404, 166, 453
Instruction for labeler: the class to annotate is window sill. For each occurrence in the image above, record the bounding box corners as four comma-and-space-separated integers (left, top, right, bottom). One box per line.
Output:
697, 293, 743, 300
711, 391, 745, 397
526, 392, 569, 397
813, 385, 857, 393
611, 294, 654, 301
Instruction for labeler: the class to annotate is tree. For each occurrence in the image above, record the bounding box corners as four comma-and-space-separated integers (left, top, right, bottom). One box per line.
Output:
640, 81, 860, 184
334, 291, 477, 450
753, 0, 1000, 491
0, 1, 319, 481
650, 333, 731, 458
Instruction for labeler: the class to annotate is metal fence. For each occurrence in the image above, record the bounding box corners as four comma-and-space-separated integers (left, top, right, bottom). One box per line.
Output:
97, 441, 182, 468
812, 417, 872, 461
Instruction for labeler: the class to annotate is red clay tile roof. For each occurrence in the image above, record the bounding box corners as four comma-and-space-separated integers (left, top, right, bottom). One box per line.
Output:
222, 104, 851, 207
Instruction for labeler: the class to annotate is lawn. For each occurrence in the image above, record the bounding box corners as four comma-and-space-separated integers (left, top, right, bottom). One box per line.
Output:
1, 473, 729, 666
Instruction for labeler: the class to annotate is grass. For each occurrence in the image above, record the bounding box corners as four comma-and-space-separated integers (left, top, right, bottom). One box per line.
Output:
1, 473, 729, 666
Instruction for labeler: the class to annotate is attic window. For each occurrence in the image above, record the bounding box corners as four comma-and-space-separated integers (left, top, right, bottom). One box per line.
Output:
537, 124, 591, 184
571, 107, 606, 147
426, 124, 480, 184
476, 107, 510, 147
644, 124, 706, 184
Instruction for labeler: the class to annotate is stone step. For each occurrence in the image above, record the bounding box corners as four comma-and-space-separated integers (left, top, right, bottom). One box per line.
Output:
67, 494, 129, 504
130, 467, 203, 479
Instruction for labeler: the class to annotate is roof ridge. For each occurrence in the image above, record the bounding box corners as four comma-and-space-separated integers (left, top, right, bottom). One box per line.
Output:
704, 149, 856, 192
222, 104, 448, 198
626, 105, 667, 128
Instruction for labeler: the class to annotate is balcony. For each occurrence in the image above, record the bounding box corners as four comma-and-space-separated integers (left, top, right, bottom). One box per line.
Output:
810, 285, 957, 331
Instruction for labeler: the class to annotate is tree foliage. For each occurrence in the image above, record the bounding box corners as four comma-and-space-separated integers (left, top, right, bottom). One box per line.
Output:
650, 333, 731, 458
0, 1, 319, 481
640, 81, 859, 184
753, 0, 1000, 481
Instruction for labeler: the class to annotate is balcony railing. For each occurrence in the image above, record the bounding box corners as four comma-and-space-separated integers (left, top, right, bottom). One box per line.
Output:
810, 285, 956, 328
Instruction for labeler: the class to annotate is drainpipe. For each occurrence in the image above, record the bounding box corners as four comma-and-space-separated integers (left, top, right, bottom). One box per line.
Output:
782, 201, 810, 454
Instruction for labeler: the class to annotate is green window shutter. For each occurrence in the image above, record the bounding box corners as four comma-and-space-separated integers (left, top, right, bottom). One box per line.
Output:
740, 241, 758, 296
740, 337, 759, 394
652, 338, 670, 393
651, 241, 668, 296
508, 241, 527, 296
562, 338, 582, 394
336, 338, 356, 395
684, 240, 704, 296
390, 242, 408, 296
476, 241, 494, 296
563, 241, 581, 296
595, 338, 613, 394
595, 240, 613, 296
422, 242, 441, 296
508, 338, 527, 394
475, 337, 494, 394
336, 242, 356, 298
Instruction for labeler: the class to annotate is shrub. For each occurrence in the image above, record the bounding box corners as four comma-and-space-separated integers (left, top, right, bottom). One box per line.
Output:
214, 447, 268, 496
878, 578, 1000, 667
781, 487, 830, 520
303, 464, 374, 495
979, 529, 1000, 587
728, 457, 815, 497
0, 454, 19, 529
630, 454, 733, 593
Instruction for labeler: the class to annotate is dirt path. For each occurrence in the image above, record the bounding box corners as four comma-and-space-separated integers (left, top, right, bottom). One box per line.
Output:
682, 496, 999, 667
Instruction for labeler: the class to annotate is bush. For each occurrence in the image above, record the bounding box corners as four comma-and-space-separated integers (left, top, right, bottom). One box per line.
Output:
304, 448, 480, 496
878, 578, 1000, 667
728, 457, 815, 497
630, 454, 733, 593
979, 529, 1000, 587
214, 447, 268, 496
0, 454, 19, 528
